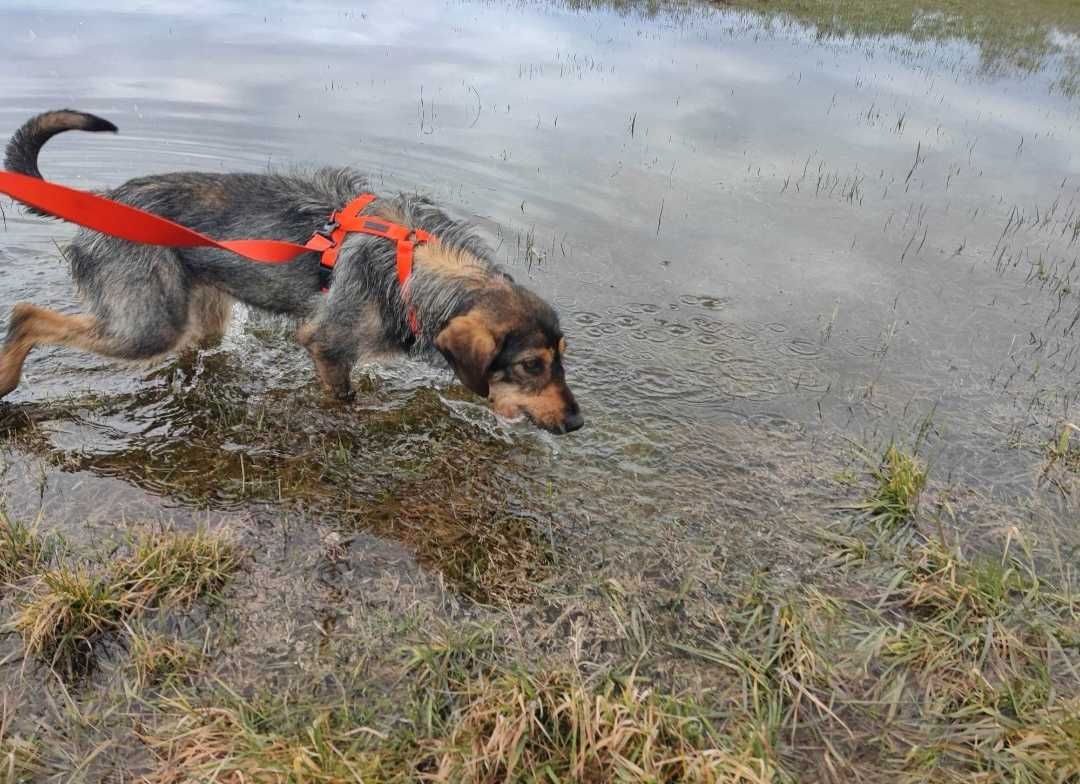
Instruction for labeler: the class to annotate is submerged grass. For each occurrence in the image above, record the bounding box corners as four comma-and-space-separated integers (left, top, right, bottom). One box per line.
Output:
1044, 422, 1080, 477
4, 386, 549, 605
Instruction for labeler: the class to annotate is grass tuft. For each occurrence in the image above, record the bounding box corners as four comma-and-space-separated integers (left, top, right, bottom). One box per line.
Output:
10, 567, 133, 668
0, 511, 58, 587
142, 669, 777, 784
9, 529, 240, 672
1, 732, 44, 783
142, 693, 390, 784
852, 445, 927, 529
129, 631, 203, 688
1042, 423, 1080, 490
425, 669, 770, 784
125, 530, 241, 608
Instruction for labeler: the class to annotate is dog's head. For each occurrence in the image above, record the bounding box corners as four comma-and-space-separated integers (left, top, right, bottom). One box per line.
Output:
435, 284, 583, 434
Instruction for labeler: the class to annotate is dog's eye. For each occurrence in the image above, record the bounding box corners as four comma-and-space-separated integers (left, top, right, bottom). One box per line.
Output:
520, 358, 545, 376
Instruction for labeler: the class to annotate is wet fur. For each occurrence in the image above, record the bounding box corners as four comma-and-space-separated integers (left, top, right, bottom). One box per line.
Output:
1, 110, 583, 432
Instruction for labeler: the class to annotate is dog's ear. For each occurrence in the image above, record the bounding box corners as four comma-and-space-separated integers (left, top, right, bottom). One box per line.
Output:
435, 313, 502, 397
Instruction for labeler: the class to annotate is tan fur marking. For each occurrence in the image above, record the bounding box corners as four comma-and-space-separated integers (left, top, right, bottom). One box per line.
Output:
184, 287, 234, 347
36, 111, 90, 132
414, 241, 490, 284
489, 381, 571, 430
190, 182, 230, 210
369, 202, 407, 225
0, 304, 111, 396
530, 348, 554, 365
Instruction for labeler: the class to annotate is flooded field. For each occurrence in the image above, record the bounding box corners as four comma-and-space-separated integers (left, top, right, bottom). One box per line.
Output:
1, 1, 1079, 781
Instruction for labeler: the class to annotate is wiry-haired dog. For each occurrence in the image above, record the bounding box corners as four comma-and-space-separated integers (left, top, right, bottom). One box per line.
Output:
1, 110, 583, 434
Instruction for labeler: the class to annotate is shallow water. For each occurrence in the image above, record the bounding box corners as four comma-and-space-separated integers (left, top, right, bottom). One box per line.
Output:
1, 0, 1079, 597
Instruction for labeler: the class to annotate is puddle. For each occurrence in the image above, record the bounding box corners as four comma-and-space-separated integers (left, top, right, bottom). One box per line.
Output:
3, 1, 1080, 766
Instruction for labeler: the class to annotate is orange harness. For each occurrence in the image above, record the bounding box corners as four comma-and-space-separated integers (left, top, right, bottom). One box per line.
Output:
0, 171, 430, 334
305, 193, 430, 333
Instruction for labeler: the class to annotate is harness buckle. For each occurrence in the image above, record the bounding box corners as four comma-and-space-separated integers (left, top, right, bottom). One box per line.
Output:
315, 219, 340, 244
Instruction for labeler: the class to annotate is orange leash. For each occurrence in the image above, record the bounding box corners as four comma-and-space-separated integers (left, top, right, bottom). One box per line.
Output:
0, 170, 317, 262
0, 171, 428, 333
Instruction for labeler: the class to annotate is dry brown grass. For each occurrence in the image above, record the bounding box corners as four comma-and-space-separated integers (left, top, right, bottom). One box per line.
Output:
423, 670, 777, 784
141, 669, 777, 784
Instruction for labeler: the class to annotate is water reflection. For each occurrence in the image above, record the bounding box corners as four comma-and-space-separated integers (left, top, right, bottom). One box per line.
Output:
1, 0, 1079, 576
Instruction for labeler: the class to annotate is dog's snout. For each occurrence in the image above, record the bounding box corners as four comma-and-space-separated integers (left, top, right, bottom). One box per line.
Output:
562, 411, 585, 433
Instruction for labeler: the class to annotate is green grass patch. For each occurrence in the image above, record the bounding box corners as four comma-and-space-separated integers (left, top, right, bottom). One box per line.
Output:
9, 528, 241, 672
845, 444, 927, 531
128, 630, 204, 688
1044, 422, 1080, 474
0, 511, 59, 587
567, 0, 1080, 91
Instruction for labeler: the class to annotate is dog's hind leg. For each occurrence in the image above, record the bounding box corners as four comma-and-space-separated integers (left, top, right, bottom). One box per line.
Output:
0, 243, 208, 398
187, 287, 234, 349
0, 304, 115, 397
0, 300, 201, 398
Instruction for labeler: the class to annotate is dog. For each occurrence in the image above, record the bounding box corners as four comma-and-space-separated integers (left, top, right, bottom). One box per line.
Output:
0, 110, 583, 434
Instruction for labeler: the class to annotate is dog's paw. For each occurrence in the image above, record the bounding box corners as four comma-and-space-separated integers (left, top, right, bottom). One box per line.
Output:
334, 387, 356, 403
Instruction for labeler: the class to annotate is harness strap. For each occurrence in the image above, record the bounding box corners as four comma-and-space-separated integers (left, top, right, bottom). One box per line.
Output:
306, 193, 430, 332
0, 171, 429, 334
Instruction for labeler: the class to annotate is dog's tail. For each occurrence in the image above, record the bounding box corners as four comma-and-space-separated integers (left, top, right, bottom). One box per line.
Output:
4, 110, 117, 218
4, 109, 117, 180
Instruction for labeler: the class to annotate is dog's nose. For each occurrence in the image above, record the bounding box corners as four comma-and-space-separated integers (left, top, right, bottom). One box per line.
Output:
562, 412, 585, 433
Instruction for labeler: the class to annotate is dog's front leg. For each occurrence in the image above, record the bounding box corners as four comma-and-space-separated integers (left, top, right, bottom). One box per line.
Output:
296, 262, 389, 403
297, 320, 358, 401
297, 247, 393, 402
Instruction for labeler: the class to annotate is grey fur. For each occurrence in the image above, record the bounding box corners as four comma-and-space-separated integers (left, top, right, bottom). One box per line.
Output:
0, 110, 584, 432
